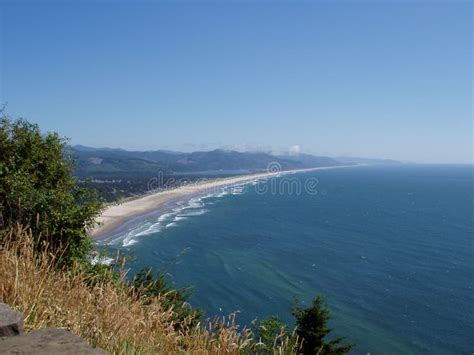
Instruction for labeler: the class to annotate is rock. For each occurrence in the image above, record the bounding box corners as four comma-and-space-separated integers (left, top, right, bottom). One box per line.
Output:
0, 328, 106, 354
0, 303, 24, 337
0, 303, 105, 354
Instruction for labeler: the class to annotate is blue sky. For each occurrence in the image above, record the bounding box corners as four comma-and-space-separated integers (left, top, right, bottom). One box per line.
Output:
0, 1, 472, 163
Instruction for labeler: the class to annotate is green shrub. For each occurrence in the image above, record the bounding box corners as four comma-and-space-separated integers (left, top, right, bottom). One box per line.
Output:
0, 116, 102, 264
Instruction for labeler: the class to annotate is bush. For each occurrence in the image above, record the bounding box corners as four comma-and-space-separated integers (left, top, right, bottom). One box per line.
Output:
0, 116, 102, 264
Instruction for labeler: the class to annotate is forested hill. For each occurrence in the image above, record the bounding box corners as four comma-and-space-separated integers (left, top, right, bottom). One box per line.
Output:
71, 146, 342, 178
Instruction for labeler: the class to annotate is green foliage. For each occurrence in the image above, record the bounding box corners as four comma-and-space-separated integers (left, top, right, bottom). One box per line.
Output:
0, 116, 103, 264
292, 295, 353, 355
255, 315, 297, 354
132, 267, 202, 329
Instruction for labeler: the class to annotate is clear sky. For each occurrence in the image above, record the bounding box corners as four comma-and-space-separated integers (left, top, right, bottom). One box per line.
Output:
0, 1, 472, 163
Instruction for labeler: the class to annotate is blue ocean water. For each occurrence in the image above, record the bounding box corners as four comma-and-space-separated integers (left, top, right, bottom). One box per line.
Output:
100, 165, 473, 354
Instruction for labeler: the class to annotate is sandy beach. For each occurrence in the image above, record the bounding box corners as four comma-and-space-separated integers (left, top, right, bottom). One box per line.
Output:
91, 165, 351, 238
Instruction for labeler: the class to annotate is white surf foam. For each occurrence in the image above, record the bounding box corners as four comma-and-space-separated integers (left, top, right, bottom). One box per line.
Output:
230, 185, 245, 195
216, 190, 230, 197
179, 209, 209, 217
106, 181, 251, 247
122, 234, 139, 247
91, 255, 114, 266
184, 197, 204, 209
134, 222, 162, 237
158, 213, 174, 222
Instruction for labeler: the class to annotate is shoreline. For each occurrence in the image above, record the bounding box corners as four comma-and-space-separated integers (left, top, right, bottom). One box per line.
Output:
90, 165, 354, 239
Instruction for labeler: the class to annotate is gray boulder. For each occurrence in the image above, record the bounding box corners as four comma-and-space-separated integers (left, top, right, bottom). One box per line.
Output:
0, 303, 24, 337
0, 328, 106, 354
0, 303, 106, 354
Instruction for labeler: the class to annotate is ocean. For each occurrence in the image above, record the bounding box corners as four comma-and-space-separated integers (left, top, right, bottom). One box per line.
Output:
98, 165, 473, 354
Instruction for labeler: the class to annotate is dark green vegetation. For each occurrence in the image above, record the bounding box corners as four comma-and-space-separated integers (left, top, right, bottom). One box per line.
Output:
292, 296, 353, 354
256, 315, 294, 352
1, 116, 353, 353
256, 297, 353, 354
0, 117, 102, 263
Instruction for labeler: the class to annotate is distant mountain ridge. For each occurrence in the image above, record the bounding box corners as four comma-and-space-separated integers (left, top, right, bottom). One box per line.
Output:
71, 146, 343, 177
334, 156, 402, 165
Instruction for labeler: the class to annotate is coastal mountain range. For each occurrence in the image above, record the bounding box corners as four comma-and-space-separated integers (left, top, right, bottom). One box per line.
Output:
71, 145, 399, 178
72, 146, 338, 177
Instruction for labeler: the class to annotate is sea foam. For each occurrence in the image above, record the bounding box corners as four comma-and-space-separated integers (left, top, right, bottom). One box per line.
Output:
106, 180, 252, 247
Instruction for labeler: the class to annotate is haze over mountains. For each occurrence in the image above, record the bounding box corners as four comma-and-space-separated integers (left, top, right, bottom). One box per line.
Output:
71, 145, 399, 178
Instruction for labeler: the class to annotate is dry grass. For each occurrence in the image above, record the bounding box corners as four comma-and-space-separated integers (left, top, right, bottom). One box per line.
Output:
0, 226, 295, 354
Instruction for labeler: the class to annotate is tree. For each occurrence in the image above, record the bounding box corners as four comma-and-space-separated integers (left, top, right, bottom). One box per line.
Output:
255, 315, 297, 354
0, 116, 102, 263
292, 295, 353, 354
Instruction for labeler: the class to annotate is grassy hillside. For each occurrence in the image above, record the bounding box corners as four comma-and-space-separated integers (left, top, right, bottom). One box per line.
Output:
0, 227, 296, 353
